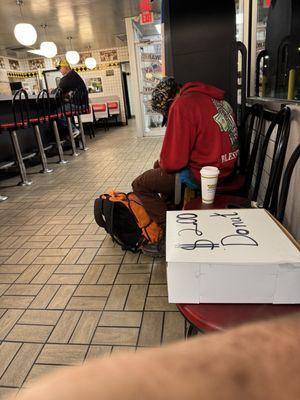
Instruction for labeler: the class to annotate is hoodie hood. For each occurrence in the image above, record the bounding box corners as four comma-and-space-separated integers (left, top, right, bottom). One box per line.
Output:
180, 82, 225, 100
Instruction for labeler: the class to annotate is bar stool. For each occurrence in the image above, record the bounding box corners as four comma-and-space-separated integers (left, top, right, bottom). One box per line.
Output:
0, 89, 34, 186
50, 89, 68, 164
72, 88, 88, 151
30, 89, 53, 174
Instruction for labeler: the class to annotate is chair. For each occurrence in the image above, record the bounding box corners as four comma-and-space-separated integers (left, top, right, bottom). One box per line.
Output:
30, 89, 53, 174
107, 101, 120, 126
48, 88, 69, 164
177, 142, 300, 337
72, 88, 89, 151
0, 89, 35, 186
77, 100, 95, 139
91, 102, 109, 131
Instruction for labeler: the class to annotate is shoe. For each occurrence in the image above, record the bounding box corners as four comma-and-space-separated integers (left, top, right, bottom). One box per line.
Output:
0, 195, 8, 202
142, 239, 165, 258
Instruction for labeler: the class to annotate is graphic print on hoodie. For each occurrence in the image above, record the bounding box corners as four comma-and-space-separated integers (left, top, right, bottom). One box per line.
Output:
159, 81, 239, 182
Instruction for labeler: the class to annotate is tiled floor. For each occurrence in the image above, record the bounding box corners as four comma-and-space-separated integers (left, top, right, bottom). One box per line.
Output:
0, 122, 185, 398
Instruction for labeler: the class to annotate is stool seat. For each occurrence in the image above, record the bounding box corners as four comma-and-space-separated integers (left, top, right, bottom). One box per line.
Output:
108, 102, 118, 110
0, 121, 29, 129
92, 103, 107, 112
177, 303, 300, 332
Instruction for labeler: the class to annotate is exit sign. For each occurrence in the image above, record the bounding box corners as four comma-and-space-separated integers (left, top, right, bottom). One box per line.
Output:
140, 11, 154, 25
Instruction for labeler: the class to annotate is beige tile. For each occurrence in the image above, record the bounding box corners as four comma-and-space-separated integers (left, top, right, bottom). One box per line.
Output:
119, 263, 152, 274
48, 311, 82, 343
0, 296, 34, 309
25, 364, 64, 385
19, 310, 62, 326
81, 264, 104, 284
46, 235, 68, 249
60, 235, 81, 249
138, 253, 155, 264
18, 249, 43, 264
70, 311, 101, 344
6, 324, 52, 343
74, 285, 111, 297
31, 265, 58, 284
4, 249, 30, 265
40, 248, 70, 257
93, 327, 139, 346
93, 255, 123, 265
29, 285, 60, 309
0, 342, 22, 378
0, 274, 18, 284
37, 344, 88, 365
115, 273, 150, 285
105, 285, 130, 310
98, 265, 119, 284
97, 247, 125, 256
138, 312, 163, 347
61, 249, 84, 265
0, 343, 43, 387
55, 265, 89, 274
67, 297, 106, 311
148, 285, 168, 297
111, 346, 136, 354
5, 284, 42, 296
73, 240, 103, 248
33, 256, 65, 265
162, 312, 185, 344
0, 265, 28, 273
0, 310, 24, 340
47, 274, 83, 285
145, 297, 177, 311
0, 284, 10, 296
47, 285, 76, 310
75, 248, 98, 265
0, 387, 19, 399
125, 285, 148, 311
85, 345, 112, 360
99, 236, 115, 248
122, 252, 139, 264
99, 311, 142, 327
150, 261, 167, 284
15, 265, 44, 283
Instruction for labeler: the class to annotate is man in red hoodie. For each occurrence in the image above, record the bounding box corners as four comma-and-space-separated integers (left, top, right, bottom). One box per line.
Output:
132, 77, 239, 255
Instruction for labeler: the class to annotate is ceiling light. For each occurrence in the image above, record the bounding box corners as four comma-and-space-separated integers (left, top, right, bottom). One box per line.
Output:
40, 24, 57, 58
66, 36, 80, 65
40, 41, 57, 58
85, 57, 97, 70
14, 1, 37, 46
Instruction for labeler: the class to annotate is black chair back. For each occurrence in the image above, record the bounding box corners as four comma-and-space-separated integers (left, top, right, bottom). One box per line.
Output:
71, 88, 89, 116
36, 89, 50, 124
251, 107, 291, 215
12, 89, 30, 129
239, 103, 264, 190
277, 144, 300, 223
53, 88, 65, 120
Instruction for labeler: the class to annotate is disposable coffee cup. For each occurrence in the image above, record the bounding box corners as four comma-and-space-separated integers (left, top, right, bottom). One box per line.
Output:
200, 166, 220, 204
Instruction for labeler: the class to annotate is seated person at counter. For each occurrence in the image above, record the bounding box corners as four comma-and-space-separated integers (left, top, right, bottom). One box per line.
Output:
132, 77, 239, 257
55, 59, 88, 136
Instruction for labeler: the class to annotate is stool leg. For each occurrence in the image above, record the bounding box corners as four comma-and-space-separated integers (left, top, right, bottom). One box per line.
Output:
34, 125, 53, 174
67, 117, 79, 157
10, 130, 32, 186
78, 115, 88, 151
52, 121, 68, 164
0, 195, 8, 201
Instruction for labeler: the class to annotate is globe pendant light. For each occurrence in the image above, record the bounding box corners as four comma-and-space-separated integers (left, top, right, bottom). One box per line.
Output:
40, 24, 57, 58
14, 1, 37, 46
85, 57, 97, 70
66, 36, 80, 65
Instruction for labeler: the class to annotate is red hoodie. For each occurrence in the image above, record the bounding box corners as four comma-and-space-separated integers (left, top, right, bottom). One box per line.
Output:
159, 82, 239, 182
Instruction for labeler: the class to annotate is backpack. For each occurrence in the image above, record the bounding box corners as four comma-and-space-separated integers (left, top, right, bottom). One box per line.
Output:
94, 191, 162, 252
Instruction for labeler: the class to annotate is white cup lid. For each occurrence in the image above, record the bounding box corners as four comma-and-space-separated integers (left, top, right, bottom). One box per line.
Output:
200, 166, 220, 176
